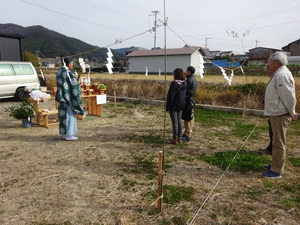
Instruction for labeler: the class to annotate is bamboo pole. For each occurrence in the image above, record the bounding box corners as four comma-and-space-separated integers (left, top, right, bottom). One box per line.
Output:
114, 91, 117, 107
157, 151, 163, 210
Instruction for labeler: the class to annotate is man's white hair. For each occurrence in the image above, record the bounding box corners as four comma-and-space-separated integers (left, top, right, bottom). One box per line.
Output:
271, 52, 288, 66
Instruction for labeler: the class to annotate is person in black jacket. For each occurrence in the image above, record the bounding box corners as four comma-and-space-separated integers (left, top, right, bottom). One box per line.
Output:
166, 68, 187, 145
182, 66, 198, 141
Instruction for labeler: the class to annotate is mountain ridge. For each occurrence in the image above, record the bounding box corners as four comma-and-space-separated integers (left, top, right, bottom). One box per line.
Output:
0, 23, 127, 61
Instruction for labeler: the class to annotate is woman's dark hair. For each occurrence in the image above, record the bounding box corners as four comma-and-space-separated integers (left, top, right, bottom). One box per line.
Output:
173, 68, 185, 80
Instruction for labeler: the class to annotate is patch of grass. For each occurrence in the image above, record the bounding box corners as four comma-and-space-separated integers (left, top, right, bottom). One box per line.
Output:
246, 187, 262, 197
263, 180, 300, 210
121, 178, 138, 190
232, 122, 259, 140
198, 150, 271, 173
176, 154, 194, 162
262, 180, 275, 189
279, 197, 300, 208
120, 153, 157, 180
289, 120, 300, 135
171, 214, 189, 225
280, 181, 300, 193
195, 108, 240, 127
163, 185, 195, 204
132, 156, 157, 180
289, 157, 300, 167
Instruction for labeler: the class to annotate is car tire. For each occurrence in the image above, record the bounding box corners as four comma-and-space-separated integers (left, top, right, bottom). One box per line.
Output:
15, 87, 26, 101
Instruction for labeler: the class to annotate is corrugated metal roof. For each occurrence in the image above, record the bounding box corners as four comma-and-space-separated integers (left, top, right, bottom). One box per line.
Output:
127, 47, 199, 57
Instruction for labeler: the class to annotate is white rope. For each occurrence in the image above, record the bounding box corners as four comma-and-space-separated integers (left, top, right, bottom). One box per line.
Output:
166, 24, 248, 71
65, 23, 164, 59
187, 121, 259, 225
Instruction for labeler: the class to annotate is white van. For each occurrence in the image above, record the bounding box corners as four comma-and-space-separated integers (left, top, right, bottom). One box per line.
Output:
0, 61, 39, 100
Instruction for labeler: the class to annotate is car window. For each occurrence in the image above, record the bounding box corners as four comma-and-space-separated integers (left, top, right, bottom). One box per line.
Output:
12, 64, 34, 75
0, 64, 15, 76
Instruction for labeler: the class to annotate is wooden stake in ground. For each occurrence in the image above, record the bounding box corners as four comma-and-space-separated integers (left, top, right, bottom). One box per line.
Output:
114, 91, 117, 107
157, 151, 163, 210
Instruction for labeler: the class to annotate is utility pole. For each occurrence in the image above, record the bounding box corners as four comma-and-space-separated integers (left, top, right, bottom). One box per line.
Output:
205, 37, 211, 48
150, 10, 160, 49
255, 40, 260, 48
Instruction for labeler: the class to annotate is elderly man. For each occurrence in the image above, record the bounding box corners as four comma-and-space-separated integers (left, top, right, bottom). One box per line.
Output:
262, 52, 298, 178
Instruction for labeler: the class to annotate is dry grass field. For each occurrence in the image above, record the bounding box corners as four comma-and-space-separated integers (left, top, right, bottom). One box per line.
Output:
0, 98, 299, 225
43, 73, 300, 112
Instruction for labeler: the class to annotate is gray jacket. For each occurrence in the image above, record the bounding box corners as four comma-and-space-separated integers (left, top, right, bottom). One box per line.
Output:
185, 74, 198, 100
264, 66, 296, 117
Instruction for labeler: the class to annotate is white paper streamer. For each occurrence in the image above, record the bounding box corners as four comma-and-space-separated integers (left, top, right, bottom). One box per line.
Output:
145, 67, 148, 76
62, 57, 71, 81
40, 69, 44, 79
158, 68, 161, 77
240, 66, 244, 75
29, 90, 51, 103
87, 68, 91, 85
219, 66, 234, 85
198, 52, 204, 78
79, 58, 86, 73
106, 48, 114, 74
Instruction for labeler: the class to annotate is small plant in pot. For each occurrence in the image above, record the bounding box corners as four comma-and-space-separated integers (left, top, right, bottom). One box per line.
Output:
98, 84, 106, 95
5, 99, 35, 128
98, 84, 106, 89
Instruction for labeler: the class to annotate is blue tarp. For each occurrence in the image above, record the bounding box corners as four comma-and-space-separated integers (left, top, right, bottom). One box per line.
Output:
212, 60, 240, 67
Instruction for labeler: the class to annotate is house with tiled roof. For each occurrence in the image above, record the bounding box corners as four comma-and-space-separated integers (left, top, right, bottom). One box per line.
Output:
248, 47, 285, 65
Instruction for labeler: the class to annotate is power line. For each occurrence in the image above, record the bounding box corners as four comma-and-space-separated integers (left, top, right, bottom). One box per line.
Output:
172, 5, 300, 24
19, 0, 132, 34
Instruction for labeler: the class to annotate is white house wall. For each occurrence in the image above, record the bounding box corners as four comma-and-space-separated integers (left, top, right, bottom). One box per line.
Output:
190, 51, 201, 75
128, 54, 201, 74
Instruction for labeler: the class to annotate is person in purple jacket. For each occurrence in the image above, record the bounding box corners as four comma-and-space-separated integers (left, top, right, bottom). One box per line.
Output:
166, 68, 187, 145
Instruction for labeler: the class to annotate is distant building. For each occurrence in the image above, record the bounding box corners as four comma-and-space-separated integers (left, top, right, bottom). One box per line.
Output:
287, 56, 300, 65
0, 33, 24, 61
221, 51, 234, 57
127, 47, 203, 75
282, 39, 300, 56
248, 47, 285, 65
210, 50, 222, 58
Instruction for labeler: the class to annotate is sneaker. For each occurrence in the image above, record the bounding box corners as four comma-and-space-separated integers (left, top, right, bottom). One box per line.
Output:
182, 136, 190, 141
261, 170, 282, 179
263, 164, 271, 170
182, 134, 187, 138
64, 135, 78, 141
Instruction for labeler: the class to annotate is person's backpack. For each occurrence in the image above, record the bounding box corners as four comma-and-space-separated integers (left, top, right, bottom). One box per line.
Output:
181, 99, 195, 121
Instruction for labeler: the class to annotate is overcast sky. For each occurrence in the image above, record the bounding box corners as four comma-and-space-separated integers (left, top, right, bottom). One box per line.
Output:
1, 0, 300, 54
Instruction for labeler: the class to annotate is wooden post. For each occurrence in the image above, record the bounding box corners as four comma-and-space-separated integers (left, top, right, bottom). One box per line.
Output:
157, 151, 163, 210
242, 96, 246, 120
114, 91, 117, 107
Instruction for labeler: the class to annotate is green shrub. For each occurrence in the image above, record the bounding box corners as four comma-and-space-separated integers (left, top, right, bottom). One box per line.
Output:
5, 99, 35, 119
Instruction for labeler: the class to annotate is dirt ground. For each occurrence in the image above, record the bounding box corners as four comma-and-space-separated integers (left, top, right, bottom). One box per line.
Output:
0, 99, 299, 225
